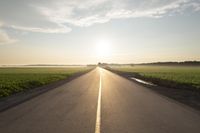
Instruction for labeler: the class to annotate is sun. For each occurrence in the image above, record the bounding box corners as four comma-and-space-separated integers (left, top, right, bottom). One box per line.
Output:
95, 40, 111, 58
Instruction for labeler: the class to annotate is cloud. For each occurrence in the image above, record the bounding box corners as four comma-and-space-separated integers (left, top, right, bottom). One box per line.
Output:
183, 1, 200, 11
10, 24, 71, 34
0, 0, 72, 34
0, 21, 17, 45
0, 0, 199, 34
0, 30, 17, 45
35, 0, 200, 27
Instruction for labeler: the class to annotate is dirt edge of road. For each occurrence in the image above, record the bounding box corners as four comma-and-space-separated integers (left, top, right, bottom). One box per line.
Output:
105, 68, 200, 111
0, 68, 95, 112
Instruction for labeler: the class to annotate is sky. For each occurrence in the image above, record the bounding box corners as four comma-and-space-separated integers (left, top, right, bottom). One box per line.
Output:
0, 0, 200, 65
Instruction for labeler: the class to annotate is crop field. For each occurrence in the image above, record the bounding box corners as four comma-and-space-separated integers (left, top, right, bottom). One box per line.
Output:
110, 65, 200, 90
0, 67, 93, 98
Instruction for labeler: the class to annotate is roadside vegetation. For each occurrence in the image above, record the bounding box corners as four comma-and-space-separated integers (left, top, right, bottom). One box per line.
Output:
0, 67, 93, 98
109, 65, 200, 90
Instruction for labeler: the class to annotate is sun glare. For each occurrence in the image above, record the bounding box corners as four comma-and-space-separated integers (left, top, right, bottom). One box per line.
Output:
95, 40, 111, 58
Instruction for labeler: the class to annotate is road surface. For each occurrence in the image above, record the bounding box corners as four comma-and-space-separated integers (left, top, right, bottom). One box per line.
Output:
0, 67, 200, 133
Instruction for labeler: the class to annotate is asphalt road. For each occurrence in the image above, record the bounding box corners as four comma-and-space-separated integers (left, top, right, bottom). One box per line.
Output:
0, 67, 200, 133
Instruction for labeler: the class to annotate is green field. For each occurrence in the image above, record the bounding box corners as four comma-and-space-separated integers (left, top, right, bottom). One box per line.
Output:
0, 67, 93, 98
110, 65, 200, 90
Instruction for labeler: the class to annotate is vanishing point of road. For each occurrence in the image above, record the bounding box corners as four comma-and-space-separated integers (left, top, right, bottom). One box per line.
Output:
0, 67, 200, 133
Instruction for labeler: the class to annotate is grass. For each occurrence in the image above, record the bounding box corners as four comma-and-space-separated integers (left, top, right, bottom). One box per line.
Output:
110, 65, 200, 90
0, 67, 93, 98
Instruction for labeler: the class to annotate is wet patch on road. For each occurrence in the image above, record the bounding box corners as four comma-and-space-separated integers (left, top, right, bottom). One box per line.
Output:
131, 77, 156, 86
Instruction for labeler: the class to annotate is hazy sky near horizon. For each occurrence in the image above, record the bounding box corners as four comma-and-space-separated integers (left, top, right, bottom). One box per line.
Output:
0, 0, 200, 65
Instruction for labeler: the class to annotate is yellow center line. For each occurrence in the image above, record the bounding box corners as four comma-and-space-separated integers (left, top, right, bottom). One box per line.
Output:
95, 68, 102, 133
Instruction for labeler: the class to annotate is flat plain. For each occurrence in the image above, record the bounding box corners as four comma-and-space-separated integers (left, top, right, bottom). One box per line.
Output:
0, 67, 92, 98
109, 65, 200, 90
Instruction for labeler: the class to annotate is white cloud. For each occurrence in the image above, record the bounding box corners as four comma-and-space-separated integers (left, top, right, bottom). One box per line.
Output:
35, 0, 200, 27
11, 24, 71, 34
0, 0, 199, 34
185, 1, 200, 11
0, 22, 3, 27
0, 31, 17, 45
0, 21, 17, 45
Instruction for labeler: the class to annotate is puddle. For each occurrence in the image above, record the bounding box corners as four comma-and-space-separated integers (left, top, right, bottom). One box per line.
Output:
131, 77, 156, 86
